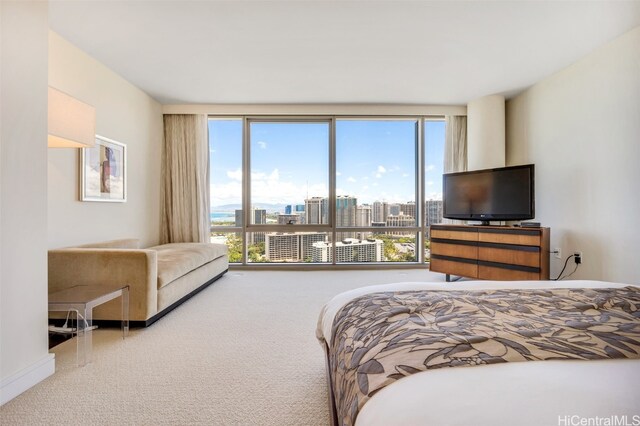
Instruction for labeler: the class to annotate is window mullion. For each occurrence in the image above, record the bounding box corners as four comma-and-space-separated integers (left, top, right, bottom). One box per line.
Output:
329, 117, 337, 266
242, 117, 250, 265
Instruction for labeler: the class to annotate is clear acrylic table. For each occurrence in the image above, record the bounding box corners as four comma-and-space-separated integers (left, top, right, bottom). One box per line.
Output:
48, 285, 129, 366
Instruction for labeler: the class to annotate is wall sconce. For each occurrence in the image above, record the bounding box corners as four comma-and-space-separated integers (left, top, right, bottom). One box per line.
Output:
48, 87, 96, 148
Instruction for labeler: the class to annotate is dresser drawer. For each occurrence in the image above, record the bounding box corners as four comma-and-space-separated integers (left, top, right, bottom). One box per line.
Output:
430, 257, 478, 278
478, 229, 540, 246
431, 241, 478, 260
478, 246, 540, 267
431, 229, 477, 242
478, 265, 541, 281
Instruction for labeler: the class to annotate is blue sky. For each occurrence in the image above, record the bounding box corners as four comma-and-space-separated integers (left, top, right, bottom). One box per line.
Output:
209, 119, 444, 208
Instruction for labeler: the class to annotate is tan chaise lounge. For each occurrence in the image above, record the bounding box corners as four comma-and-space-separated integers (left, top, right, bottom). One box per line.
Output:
49, 239, 228, 326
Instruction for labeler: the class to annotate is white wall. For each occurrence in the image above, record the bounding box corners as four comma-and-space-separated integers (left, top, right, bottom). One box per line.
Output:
1, 0, 54, 404
506, 27, 640, 283
467, 94, 506, 170
48, 32, 163, 249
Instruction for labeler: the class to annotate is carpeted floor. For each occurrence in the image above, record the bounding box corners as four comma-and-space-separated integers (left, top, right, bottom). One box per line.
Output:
1, 269, 443, 425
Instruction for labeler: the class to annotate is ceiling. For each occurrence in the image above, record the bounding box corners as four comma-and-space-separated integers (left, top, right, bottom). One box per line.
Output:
49, 1, 640, 105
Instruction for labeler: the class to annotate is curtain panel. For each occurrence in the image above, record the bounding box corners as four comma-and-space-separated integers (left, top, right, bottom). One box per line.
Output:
442, 116, 468, 225
160, 114, 210, 243
444, 115, 467, 173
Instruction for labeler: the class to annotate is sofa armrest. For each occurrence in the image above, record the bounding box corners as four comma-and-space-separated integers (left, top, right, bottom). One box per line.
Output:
48, 248, 158, 321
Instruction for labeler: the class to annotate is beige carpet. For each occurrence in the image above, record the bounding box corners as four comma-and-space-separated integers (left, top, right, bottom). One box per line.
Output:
1, 269, 443, 425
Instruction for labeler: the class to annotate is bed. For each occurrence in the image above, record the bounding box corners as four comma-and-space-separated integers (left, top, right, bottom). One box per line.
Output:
316, 280, 640, 426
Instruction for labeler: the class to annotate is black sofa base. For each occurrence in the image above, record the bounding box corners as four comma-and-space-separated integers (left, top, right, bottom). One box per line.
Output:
49, 269, 228, 329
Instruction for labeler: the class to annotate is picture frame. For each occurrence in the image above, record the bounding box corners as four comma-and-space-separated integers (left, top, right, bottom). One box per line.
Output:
80, 135, 127, 202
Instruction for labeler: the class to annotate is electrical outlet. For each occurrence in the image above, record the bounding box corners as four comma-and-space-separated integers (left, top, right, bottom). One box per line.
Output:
554, 248, 561, 259
574, 252, 582, 264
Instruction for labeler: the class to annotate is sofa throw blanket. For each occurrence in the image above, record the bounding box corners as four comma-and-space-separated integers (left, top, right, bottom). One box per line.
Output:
330, 286, 640, 426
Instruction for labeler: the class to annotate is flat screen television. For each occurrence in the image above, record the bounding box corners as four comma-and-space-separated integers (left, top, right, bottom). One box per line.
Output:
443, 164, 535, 223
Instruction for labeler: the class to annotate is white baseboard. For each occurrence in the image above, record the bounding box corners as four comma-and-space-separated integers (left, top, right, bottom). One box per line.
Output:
0, 353, 55, 406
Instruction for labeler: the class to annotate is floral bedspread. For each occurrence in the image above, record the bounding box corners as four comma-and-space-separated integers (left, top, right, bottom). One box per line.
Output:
329, 286, 640, 426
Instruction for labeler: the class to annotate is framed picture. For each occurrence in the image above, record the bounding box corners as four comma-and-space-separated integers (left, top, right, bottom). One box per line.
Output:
80, 135, 127, 202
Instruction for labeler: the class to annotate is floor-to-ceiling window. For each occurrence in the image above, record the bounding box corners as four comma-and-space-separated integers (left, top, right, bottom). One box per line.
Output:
335, 119, 418, 263
247, 120, 331, 263
209, 118, 244, 263
424, 119, 446, 261
209, 116, 445, 266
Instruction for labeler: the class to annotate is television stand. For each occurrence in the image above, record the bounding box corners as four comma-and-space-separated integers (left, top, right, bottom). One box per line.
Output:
430, 224, 550, 281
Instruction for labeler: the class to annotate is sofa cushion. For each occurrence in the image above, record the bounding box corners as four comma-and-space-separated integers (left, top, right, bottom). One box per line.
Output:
147, 243, 227, 288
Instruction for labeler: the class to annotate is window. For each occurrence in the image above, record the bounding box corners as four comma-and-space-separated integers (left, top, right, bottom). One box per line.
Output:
249, 121, 330, 225
209, 119, 243, 262
335, 119, 418, 262
208, 116, 446, 266
424, 119, 446, 261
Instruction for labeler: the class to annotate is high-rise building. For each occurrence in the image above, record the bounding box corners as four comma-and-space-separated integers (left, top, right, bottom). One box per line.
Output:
265, 232, 327, 262
372, 201, 389, 223
335, 195, 357, 238
251, 208, 266, 225
336, 195, 357, 227
386, 214, 414, 227
355, 204, 372, 239
399, 202, 416, 220
425, 200, 443, 238
311, 238, 382, 263
388, 203, 401, 216
386, 214, 414, 236
284, 205, 292, 215
235, 208, 266, 226
305, 197, 328, 224
355, 204, 372, 227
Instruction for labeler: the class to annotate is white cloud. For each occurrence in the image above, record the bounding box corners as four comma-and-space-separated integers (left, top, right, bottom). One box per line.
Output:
402, 173, 409, 178
347, 176, 357, 183
377, 165, 386, 173
214, 167, 332, 205
427, 180, 434, 186
226, 168, 242, 181
372, 182, 379, 187
257, 141, 267, 149
336, 171, 342, 176
375, 173, 382, 179
426, 164, 435, 172
250, 168, 327, 204
210, 181, 242, 205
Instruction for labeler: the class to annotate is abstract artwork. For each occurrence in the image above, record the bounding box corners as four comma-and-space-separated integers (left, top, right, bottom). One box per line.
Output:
81, 135, 127, 202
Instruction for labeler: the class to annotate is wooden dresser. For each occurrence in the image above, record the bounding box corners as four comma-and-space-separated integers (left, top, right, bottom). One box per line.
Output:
429, 224, 550, 281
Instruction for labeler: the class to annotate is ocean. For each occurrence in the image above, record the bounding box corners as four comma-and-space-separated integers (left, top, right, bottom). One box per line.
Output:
210, 211, 236, 223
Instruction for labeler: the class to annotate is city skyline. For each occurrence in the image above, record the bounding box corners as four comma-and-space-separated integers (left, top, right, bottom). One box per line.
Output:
209, 119, 445, 209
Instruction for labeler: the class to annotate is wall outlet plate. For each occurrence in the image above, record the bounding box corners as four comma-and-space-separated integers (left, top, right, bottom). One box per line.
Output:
554, 248, 561, 259
574, 252, 583, 264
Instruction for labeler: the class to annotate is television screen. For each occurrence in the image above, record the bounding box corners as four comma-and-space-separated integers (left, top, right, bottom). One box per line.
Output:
443, 164, 534, 221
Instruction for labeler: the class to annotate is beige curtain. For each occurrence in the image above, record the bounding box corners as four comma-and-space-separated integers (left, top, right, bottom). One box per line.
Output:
442, 116, 468, 225
444, 115, 467, 173
160, 114, 210, 243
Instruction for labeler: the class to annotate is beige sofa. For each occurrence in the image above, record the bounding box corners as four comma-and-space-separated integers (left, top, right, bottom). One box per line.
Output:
48, 239, 228, 326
